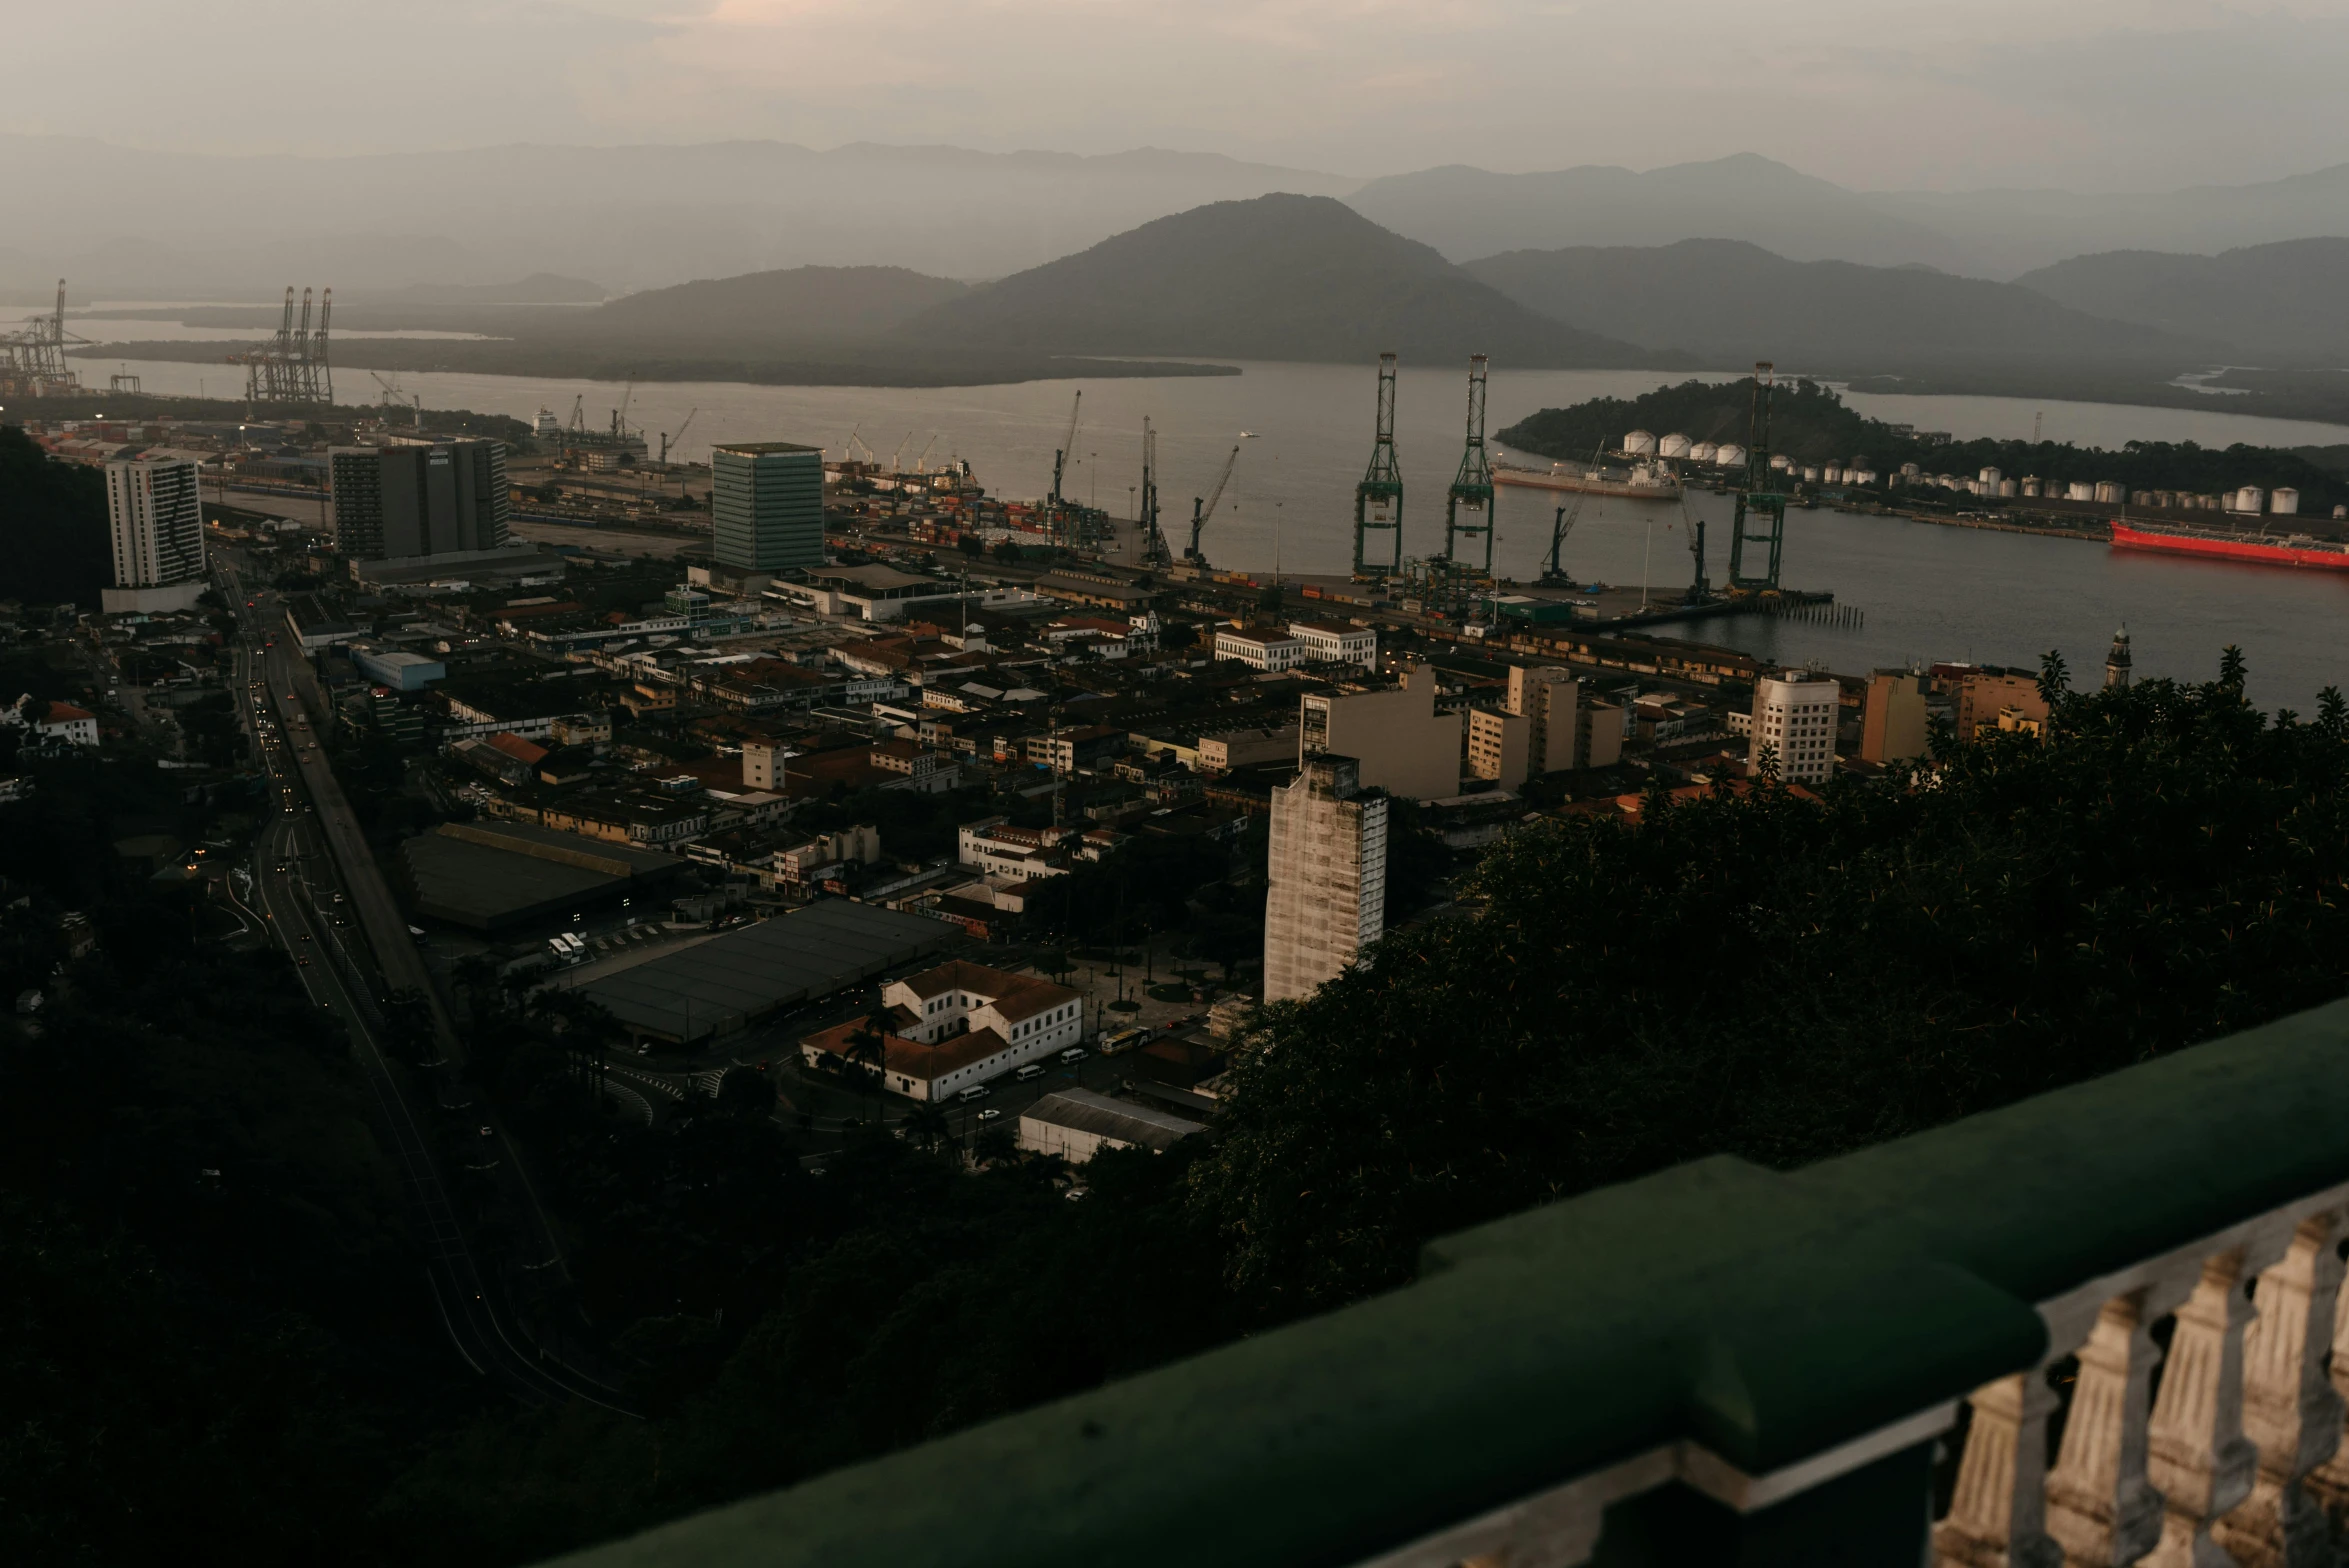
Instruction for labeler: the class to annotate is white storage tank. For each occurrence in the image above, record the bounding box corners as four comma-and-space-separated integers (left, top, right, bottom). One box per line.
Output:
1998, 479, 2018, 498
1978, 466, 2003, 487
1855, 469, 1879, 486
2094, 481, 2125, 504
1714, 443, 1744, 467
1623, 430, 1657, 454
1769, 452, 1791, 471
1901, 462, 1921, 478
2272, 487, 2300, 515
1691, 441, 1718, 463
2229, 486, 2265, 514
2066, 481, 2095, 501
1658, 432, 1691, 458
1801, 465, 1821, 482
2021, 477, 2043, 496
1824, 465, 1844, 484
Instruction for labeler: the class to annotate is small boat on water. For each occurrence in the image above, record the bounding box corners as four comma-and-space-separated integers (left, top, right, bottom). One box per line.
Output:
1493, 459, 1682, 501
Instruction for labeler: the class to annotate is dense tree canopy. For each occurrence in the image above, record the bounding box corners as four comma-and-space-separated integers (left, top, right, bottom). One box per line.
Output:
1497, 377, 2349, 508
1196, 656, 2349, 1309
10, 648, 2349, 1566
0, 426, 110, 607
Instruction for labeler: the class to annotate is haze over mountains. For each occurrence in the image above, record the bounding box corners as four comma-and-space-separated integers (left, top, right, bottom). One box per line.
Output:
2012, 240, 2349, 363
0, 136, 1354, 297
1459, 240, 2217, 370
889, 196, 1663, 368
19, 136, 2349, 417
9, 137, 2349, 301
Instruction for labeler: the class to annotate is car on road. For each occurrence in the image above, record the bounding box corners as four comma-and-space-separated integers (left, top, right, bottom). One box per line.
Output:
975, 1107, 1003, 1124
1058, 1046, 1088, 1063
297, 957, 311, 966
956, 1085, 991, 1103
1014, 1063, 1047, 1082
478, 1126, 494, 1138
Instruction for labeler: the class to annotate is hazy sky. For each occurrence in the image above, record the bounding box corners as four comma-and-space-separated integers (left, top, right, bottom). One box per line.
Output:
15, 0, 2349, 189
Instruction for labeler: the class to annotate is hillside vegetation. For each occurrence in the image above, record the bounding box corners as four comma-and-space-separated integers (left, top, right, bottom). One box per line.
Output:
899, 194, 1681, 368
0, 426, 110, 607
1462, 238, 2210, 370
2014, 238, 2349, 362
593, 265, 972, 341
1496, 377, 2349, 511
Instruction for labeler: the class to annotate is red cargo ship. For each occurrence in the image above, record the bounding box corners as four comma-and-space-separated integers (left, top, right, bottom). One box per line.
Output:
2109, 520, 2349, 572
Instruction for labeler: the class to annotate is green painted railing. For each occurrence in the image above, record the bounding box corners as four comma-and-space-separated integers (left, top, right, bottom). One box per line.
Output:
543, 998, 2349, 1568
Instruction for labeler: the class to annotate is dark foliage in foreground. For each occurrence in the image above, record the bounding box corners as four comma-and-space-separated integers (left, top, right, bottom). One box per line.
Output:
10, 652, 2349, 1565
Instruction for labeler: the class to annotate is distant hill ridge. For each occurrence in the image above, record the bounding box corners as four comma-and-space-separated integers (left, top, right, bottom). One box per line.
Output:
899, 193, 1682, 369
594, 266, 971, 341
1459, 238, 2214, 372
2013, 239, 2349, 363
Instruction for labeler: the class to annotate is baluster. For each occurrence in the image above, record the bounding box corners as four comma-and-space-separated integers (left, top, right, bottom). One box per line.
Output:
1936, 1372, 2062, 1568
2044, 1290, 2165, 1566
2141, 1248, 2259, 1568
2215, 1214, 2344, 1568
2296, 1268, 2349, 1535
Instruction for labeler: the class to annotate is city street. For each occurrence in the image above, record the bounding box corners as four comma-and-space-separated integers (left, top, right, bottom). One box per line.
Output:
219, 560, 635, 1415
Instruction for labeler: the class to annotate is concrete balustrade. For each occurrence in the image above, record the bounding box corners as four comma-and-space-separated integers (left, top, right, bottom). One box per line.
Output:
537, 1000, 2349, 1568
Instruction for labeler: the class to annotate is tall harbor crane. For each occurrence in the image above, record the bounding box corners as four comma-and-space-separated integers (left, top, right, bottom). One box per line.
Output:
1539, 441, 1604, 585
1186, 443, 1241, 564
1138, 417, 1168, 567
657, 407, 699, 467
1352, 353, 1403, 580
1047, 390, 1083, 547
1442, 353, 1495, 572
1725, 362, 1788, 593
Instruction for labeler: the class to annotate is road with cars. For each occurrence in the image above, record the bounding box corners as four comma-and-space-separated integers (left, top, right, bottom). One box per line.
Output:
220, 560, 634, 1415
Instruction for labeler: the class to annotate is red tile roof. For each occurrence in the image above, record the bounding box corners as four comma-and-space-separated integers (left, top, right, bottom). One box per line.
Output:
801, 1017, 1012, 1083
891, 958, 1078, 1025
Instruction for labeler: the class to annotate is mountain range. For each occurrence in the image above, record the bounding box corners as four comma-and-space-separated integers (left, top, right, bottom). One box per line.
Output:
9, 138, 2349, 301
1459, 239, 2215, 370
2011, 239, 2349, 362
884, 196, 1663, 368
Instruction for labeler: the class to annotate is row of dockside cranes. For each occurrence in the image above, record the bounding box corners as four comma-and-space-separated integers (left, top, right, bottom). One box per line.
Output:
1349, 354, 1793, 619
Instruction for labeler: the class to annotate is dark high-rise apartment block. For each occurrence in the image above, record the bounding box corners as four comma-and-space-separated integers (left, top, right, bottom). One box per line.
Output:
329, 440, 511, 561
711, 442, 824, 573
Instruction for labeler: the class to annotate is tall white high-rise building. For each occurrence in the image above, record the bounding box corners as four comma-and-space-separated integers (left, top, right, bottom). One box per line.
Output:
1750, 670, 1842, 784
1262, 755, 1389, 1004
102, 455, 208, 613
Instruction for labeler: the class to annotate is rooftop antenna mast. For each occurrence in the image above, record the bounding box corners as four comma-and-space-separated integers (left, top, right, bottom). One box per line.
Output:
1442, 353, 1494, 572
1725, 361, 1788, 593
1352, 352, 1403, 580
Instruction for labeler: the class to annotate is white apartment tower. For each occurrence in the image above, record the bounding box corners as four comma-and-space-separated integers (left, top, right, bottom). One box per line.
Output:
102, 455, 208, 613
1750, 670, 1842, 783
1263, 755, 1389, 1004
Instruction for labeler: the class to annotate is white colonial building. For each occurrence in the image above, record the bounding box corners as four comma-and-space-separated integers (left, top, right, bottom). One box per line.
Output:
1214, 628, 1308, 673
1287, 619, 1378, 670
799, 959, 1084, 1102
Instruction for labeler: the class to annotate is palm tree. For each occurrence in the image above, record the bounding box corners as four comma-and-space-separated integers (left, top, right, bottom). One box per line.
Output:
844, 1008, 893, 1118
902, 1100, 952, 1152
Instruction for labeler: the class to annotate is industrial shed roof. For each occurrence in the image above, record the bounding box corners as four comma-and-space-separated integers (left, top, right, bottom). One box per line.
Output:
581, 899, 960, 1043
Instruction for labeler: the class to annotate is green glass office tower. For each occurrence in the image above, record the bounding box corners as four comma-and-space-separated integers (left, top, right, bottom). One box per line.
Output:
711, 442, 824, 572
